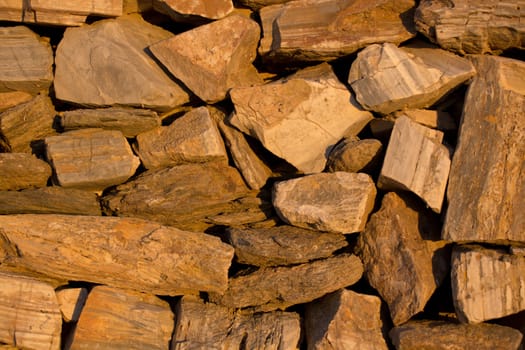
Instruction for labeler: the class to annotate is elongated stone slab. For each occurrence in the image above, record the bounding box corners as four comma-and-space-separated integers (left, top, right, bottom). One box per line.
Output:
0, 153, 51, 190
153, 0, 233, 20
0, 2, 87, 26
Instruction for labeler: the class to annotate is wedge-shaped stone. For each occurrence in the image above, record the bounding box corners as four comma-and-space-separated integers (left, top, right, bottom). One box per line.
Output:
0, 272, 62, 350
230, 63, 373, 173
0, 91, 32, 112
356, 192, 449, 325
54, 15, 190, 111
153, 0, 233, 21
0, 153, 51, 190
443, 56, 525, 242
56, 287, 88, 323
259, 0, 416, 63
326, 137, 383, 174
66, 286, 173, 350
209, 254, 363, 311
0, 215, 234, 295
273, 172, 376, 234
378, 116, 450, 213
305, 289, 388, 350
348, 42, 475, 115
392, 109, 456, 131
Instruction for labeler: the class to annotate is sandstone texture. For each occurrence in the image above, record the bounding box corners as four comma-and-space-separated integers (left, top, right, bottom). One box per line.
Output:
56, 287, 88, 323
153, 0, 233, 21
0, 153, 51, 190
392, 109, 457, 131
326, 137, 383, 174
0, 91, 32, 112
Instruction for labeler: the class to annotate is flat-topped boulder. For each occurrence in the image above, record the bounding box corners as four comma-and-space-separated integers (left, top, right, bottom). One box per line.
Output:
0, 153, 51, 190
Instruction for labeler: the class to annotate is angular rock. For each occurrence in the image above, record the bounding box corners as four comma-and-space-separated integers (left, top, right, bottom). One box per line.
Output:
149, 15, 261, 103
227, 225, 348, 267
230, 63, 373, 173
415, 0, 525, 55
124, 0, 153, 13
0, 91, 32, 112
0, 272, 62, 350
356, 192, 450, 325
236, 0, 292, 10
45, 129, 140, 191
54, 15, 190, 111
0, 153, 51, 190
60, 107, 161, 138
209, 253, 363, 311
443, 56, 525, 242
259, 0, 416, 63
0, 2, 87, 26
0, 26, 53, 95
66, 286, 173, 350
273, 172, 376, 234
0, 214, 234, 295
326, 137, 383, 174
134, 107, 228, 170
305, 289, 388, 350
348, 42, 476, 115
56, 287, 88, 322
392, 109, 457, 131
153, 0, 233, 21
390, 320, 524, 350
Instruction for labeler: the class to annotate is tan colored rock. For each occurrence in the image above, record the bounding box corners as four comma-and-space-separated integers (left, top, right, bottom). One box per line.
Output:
153, 0, 233, 20
236, 0, 292, 10
443, 56, 525, 242
56, 288, 88, 322
0, 153, 51, 190
326, 137, 383, 174
0, 91, 32, 112
230, 63, 373, 173
0, 214, 234, 295
0, 1, 87, 26
24, 0, 122, 16
54, 15, 190, 112
392, 109, 457, 131
0, 272, 62, 350
123, 0, 153, 13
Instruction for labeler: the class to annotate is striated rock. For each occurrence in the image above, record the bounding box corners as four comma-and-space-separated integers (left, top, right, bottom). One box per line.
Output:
273, 172, 376, 233
443, 56, 525, 242
356, 192, 449, 325
230, 63, 373, 173
56, 287, 88, 323
0, 26, 53, 94
305, 289, 388, 350
0, 91, 32, 112
348, 42, 476, 115
0, 2, 87, 26
378, 116, 451, 213
54, 15, 190, 111
0, 272, 62, 350
259, 0, 416, 63
326, 137, 383, 174
149, 15, 261, 103
153, 0, 233, 21
66, 286, 173, 350
236, 0, 292, 10
209, 253, 363, 311
415, 0, 525, 55
0, 153, 51, 190
0, 214, 234, 295
392, 109, 456, 131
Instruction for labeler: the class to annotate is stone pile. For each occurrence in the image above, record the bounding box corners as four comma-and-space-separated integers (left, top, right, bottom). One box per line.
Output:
0, 1, 524, 349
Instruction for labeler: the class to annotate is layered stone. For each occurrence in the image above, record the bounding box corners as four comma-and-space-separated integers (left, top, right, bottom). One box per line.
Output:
0, 153, 51, 190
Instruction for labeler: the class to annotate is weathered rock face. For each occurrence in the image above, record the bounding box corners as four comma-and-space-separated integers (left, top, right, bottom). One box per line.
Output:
0, 153, 51, 190
236, 0, 292, 10
443, 55, 525, 242
56, 287, 88, 323
153, 0, 233, 21
392, 109, 456, 131
0, 91, 32, 112
326, 137, 383, 174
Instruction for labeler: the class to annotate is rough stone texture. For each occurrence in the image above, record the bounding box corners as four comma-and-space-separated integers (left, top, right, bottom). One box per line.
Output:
56, 288, 88, 322
378, 116, 451, 213
236, 0, 292, 10
0, 91, 32, 112
209, 254, 363, 311
443, 55, 525, 242
66, 286, 173, 350
348, 42, 476, 115
153, 0, 233, 20
54, 15, 190, 112
273, 172, 376, 234
390, 320, 524, 350
124, 0, 153, 13
0, 153, 51, 190
45, 129, 140, 191
149, 15, 261, 103
326, 137, 383, 174
0, 272, 62, 350
0, 215, 234, 295
134, 107, 228, 170
0, 26, 53, 94
230, 63, 373, 173
0, 1, 88, 26
415, 0, 525, 55
227, 225, 347, 267
356, 192, 449, 326
259, 0, 416, 63
305, 289, 388, 350
392, 109, 457, 131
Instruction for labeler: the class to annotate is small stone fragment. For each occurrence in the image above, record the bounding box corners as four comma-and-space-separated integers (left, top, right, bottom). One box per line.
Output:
0, 153, 51, 190
392, 109, 457, 131
326, 137, 383, 174
153, 0, 233, 21
56, 287, 88, 322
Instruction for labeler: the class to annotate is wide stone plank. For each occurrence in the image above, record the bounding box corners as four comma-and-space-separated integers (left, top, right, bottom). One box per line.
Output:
0, 2, 87, 26
153, 0, 233, 21
29, 0, 123, 16
0, 153, 51, 190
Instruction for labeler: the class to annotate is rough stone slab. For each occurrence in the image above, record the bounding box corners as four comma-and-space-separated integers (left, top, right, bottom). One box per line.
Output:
209, 253, 363, 311
149, 14, 261, 103
0, 214, 234, 295
390, 320, 524, 350
66, 286, 173, 350
56, 287, 88, 322
273, 172, 376, 233
236, 0, 292, 10
392, 109, 457, 131
0, 272, 62, 350
356, 192, 450, 325
60, 107, 161, 138
0, 91, 32, 112
415, 0, 525, 55
227, 225, 347, 267
326, 137, 383, 174
45, 129, 140, 191
134, 107, 227, 170
305, 289, 388, 350
443, 55, 525, 242
29, 0, 122, 16
0, 153, 51, 190
54, 15, 190, 112
348, 42, 476, 115
259, 0, 416, 63
123, 0, 153, 13
153, 0, 233, 20
230, 63, 373, 173
0, 3, 88, 26
0, 26, 53, 95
